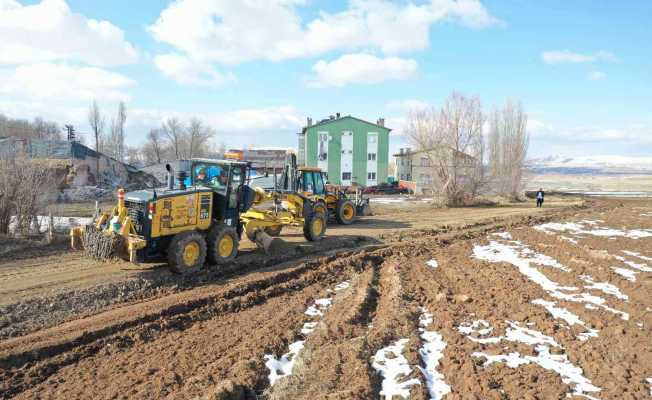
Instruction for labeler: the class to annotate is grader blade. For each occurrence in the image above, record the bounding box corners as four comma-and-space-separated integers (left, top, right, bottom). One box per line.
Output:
81, 224, 125, 260
254, 229, 287, 255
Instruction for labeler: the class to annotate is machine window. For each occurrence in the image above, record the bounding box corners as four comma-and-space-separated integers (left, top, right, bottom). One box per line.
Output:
302, 171, 315, 193
314, 173, 325, 195
194, 163, 228, 192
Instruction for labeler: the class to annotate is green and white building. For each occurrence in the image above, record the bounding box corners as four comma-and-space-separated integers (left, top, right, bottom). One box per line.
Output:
297, 114, 391, 186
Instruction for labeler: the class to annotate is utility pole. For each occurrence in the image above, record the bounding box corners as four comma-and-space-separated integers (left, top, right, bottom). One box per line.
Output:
65, 124, 76, 142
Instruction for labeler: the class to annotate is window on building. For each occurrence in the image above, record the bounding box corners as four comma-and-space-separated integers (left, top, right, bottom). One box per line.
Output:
367, 172, 376, 180
318, 133, 328, 161
342, 172, 352, 181
420, 157, 430, 167
400, 159, 404, 166
406, 174, 411, 181
368, 133, 377, 143
368, 153, 376, 161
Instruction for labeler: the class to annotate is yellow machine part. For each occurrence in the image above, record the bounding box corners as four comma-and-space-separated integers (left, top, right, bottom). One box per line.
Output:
150, 192, 213, 238
70, 188, 154, 262
240, 190, 308, 239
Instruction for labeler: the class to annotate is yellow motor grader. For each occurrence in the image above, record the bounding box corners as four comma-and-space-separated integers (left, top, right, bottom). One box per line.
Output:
70, 159, 326, 274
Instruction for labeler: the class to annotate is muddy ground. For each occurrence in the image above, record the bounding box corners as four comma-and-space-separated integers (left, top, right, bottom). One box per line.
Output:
1, 197, 650, 399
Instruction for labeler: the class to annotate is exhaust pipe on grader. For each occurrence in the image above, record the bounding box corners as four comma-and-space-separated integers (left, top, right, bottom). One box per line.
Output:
70, 158, 327, 274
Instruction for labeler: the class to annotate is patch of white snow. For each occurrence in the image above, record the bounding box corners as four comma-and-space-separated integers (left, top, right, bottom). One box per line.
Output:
372, 339, 421, 398
418, 307, 451, 400
611, 267, 637, 282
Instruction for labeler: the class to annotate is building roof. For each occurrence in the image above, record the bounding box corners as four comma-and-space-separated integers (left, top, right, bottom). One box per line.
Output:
301, 115, 391, 133
393, 146, 476, 161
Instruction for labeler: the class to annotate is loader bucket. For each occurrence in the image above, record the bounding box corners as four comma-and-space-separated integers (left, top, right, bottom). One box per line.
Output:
357, 201, 372, 217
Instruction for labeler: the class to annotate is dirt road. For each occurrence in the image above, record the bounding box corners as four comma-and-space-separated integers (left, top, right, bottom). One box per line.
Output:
1, 198, 650, 399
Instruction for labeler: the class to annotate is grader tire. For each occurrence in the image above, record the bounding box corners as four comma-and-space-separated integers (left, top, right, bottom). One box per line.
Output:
335, 199, 356, 225
207, 225, 239, 265
168, 231, 207, 274
303, 209, 327, 241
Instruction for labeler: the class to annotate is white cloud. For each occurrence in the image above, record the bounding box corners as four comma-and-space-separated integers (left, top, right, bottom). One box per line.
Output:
148, 0, 500, 65
129, 105, 303, 139
0, 0, 138, 66
528, 119, 651, 143
0, 62, 135, 101
153, 53, 235, 87
588, 71, 606, 81
308, 53, 417, 88
386, 99, 430, 113
541, 50, 618, 65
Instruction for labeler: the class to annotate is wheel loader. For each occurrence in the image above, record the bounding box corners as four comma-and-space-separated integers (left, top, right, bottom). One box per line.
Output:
70, 159, 327, 274
275, 154, 371, 226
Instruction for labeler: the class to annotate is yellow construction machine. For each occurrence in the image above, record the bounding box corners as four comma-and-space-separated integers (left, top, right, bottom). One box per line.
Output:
275, 154, 371, 226
71, 159, 326, 274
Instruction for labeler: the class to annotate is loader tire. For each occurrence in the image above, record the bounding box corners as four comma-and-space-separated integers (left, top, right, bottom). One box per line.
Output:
313, 200, 328, 220
207, 225, 239, 265
303, 208, 327, 241
335, 199, 356, 225
168, 231, 207, 274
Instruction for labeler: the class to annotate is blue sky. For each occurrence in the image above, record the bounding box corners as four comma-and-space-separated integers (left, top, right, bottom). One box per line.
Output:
1, 0, 650, 158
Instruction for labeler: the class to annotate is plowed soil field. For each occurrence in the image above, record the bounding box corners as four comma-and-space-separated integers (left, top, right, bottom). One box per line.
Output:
1, 198, 651, 399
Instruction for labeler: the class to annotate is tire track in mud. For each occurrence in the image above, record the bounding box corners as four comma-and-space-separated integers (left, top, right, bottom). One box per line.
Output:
0, 249, 384, 399
2, 200, 635, 399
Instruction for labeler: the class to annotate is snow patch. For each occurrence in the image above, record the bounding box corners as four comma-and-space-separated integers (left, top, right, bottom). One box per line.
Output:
615, 255, 652, 272
580, 275, 628, 300
493, 231, 513, 240
266, 281, 344, 386
426, 259, 439, 269
560, 235, 579, 244
622, 250, 652, 262
418, 307, 451, 400
535, 221, 652, 239
458, 320, 502, 344
531, 299, 599, 341
647, 378, 652, 396
265, 341, 304, 386
473, 239, 629, 320
611, 267, 637, 282
9, 215, 93, 234
472, 323, 601, 399
305, 298, 332, 317
372, 339, 421, 398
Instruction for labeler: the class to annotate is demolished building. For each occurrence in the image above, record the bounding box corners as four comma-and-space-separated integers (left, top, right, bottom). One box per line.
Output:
0, 137, 159, 191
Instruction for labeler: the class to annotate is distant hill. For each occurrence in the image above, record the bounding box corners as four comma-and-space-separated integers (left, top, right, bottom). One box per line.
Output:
526, 155, 652, 175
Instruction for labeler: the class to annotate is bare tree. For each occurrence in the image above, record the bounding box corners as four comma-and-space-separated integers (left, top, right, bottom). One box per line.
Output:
143, 128, 165, 164
0, 153, 56, 235
0, 114, 60, 140
88, 100, 105, 179
488, 100, 529, 199
104, 101, 127, 161
161, 118, 184, 159
406, 91, 485, 206
186, 118, 215, 158
124, 146, 142, 166
115, 101, 126, 161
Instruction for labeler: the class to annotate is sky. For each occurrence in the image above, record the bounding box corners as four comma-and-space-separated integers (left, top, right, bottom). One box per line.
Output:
0, 0, 650, 158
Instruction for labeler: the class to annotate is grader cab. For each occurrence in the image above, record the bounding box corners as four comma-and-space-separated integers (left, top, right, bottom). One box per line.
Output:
70, 159, 326, 274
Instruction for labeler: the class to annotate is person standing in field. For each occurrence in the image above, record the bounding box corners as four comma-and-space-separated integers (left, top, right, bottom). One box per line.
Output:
536, 188, 545, 207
